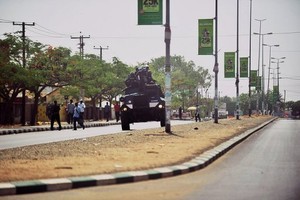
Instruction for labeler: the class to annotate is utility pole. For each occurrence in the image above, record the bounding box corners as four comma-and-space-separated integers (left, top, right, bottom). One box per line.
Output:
13, 21, 35, 126
93, 46, 109, 62
165, 0, 171, 133
236, 0, 240, 120
213, 0, 219, 123
248, 0, 253, 117
71, 32, 90, 58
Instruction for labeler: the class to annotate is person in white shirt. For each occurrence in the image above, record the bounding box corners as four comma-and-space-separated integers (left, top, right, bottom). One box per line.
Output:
78, 99, 86, 121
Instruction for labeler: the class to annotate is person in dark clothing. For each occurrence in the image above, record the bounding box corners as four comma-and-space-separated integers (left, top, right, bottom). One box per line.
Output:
179, 106, 182, 120
114, 102, 120, 122
104, 102, 111, 122
50, 100, 62, 130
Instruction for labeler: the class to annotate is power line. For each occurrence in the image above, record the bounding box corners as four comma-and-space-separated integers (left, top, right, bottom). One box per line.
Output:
35, 23, 70, 36
26, 28, 67, 38
71, 32, 90, 58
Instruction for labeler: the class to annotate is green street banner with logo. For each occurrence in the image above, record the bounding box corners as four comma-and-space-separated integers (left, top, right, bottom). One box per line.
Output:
224, 52, 235, 78
256, 76, 261, 91
138, 0, 163, 25
240, 57, 248, 78
250, 70, 257, 86
198, 19, 213, 55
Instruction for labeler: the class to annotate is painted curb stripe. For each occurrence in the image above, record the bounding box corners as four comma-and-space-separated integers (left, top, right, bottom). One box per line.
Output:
12, 181, 47, 194
146, 170, 162, 179
113, 173, 134, 184
39, 178, 72, 191
68, 177, 97, 188
89, 174, 116, 185
0, 183, 16, 195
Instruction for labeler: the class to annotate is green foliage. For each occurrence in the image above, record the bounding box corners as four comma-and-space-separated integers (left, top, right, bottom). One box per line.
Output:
291, 101, 300, 116
148, 55, 212, 110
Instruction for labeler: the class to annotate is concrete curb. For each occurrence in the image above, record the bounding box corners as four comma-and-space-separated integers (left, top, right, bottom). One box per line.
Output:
0, 117, 277, 196
0, 122, 120, 135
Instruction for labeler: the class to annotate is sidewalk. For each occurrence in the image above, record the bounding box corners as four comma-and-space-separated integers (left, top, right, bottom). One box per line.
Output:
0, 121, 120, 135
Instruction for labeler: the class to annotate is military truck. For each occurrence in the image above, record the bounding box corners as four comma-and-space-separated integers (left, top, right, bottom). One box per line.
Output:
120, 66, 165, 130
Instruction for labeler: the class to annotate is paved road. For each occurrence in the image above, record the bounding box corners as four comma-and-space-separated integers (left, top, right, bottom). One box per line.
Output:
0, 120, 192, 150
3, 119, 299, 200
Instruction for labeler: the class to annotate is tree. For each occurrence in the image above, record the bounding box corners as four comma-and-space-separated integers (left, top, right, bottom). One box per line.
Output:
102, 57, 130, 104
0, 34, 31, 124
27, 46, 72, 125
148, 55, 212, 111
291, 100, 300, 117
239, 93, 250, 115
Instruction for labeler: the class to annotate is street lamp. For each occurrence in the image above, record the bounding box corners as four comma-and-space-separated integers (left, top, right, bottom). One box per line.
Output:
263, 44, 279, 114
253, 32, 272, 114
253, 19, 265, 115
271, 56, 285, 116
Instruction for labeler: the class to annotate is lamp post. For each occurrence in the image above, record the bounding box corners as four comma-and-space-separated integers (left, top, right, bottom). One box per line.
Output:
253, 31, 272, 114
236, 0, 240, 120
254, 19, 265, 115
248, 0, 253, 117
263, 44, 279, 114
271, 56, 285, 116
165, 0, 171, 133
213, 0, 219, 123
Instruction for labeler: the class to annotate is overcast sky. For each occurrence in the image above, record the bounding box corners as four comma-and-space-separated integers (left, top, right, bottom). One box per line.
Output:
1, 0, 299, 101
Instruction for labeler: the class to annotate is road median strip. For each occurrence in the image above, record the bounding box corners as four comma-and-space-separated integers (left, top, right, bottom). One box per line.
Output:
0, 117, 277, 196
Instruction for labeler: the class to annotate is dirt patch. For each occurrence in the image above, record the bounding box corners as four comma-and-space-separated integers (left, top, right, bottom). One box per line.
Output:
0, 116, 273, 182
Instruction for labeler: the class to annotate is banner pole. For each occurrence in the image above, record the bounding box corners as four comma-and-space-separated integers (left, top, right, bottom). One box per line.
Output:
165, 0, 171, 133
213, 0, 219, 123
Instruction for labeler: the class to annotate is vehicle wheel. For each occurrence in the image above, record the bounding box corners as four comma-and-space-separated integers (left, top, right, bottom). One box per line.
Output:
121, 114, 130, 130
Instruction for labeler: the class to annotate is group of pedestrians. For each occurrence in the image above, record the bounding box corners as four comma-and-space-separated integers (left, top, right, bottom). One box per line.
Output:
48, 99, 85, 131
48, 100, 121, 131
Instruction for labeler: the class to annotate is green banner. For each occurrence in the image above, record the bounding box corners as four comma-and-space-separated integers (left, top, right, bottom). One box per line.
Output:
256, 76, 261, 91
224, 52, 235, 78
250, 70, 257, 87
240, 57, 248, 78
273, 85, 279, 101
198, 19, 214, 55
138, 0, 163, 25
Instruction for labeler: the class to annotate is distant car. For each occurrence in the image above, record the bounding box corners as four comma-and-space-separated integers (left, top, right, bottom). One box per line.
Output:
291, 110, 300, 119
291, 101, 300, 119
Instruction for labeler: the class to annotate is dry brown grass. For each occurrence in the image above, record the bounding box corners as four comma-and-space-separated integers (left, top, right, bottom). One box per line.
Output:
0, 115, 272, 182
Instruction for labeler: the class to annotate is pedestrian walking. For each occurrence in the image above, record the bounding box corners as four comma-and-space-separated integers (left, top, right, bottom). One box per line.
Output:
73, 102, 85, 130
78, 99, 86, 122
50, 100, 62, 130
195, 105, 201, 122
67, 99, 75, 124
114, 102, 120, 122
104, 102, 110, 122
179, 106, 182, 120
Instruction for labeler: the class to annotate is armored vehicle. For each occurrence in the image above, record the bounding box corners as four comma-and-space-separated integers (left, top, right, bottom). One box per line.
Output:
120, 66, 165, 130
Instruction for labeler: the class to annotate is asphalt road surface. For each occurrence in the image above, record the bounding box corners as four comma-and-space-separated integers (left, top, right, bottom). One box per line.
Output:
1, 119, 300, 200
0, 120, 192, 150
